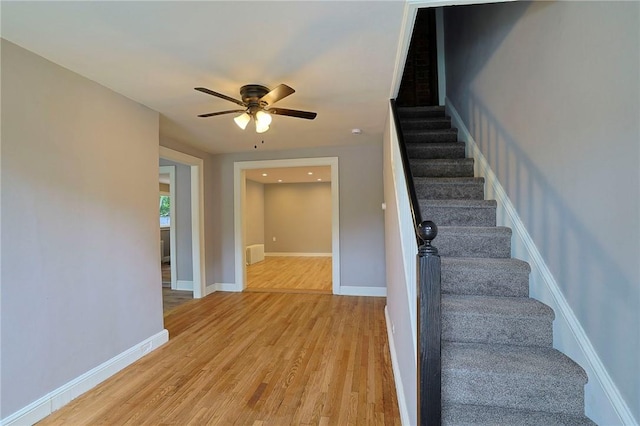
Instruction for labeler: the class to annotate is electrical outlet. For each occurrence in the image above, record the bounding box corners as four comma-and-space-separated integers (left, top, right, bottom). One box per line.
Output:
272, 237, 276, 242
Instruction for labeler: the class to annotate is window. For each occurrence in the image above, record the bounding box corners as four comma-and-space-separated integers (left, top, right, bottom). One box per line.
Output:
159, 195, 170, 227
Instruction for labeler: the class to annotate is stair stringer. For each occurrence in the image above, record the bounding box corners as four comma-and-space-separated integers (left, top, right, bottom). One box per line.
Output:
447, 98, 637, 426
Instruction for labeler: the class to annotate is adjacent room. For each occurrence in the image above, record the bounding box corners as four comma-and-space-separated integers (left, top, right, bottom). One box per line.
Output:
244, 166, 333, 294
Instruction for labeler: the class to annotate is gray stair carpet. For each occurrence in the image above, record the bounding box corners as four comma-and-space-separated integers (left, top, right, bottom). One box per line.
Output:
398, 106, 595, 425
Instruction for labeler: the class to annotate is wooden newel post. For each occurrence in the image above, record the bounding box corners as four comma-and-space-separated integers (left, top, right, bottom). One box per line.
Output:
417, 220, 441, 426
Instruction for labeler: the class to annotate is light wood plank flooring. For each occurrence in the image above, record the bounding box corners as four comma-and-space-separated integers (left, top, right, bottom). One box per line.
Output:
162, 287, 193, 314
162, 263, 171, 285
247, 256, 332, 294
162, 262, 194, 314
38, 292, 400, 425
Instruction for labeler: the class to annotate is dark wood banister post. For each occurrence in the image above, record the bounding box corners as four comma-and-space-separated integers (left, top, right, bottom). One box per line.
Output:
417, 220, 441, 426
390, 99, 442, 425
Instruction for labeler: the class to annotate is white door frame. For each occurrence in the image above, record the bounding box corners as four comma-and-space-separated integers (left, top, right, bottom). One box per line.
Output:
159, 165, 177, 291
233, 157, 340, 294
159, 146, 206, 299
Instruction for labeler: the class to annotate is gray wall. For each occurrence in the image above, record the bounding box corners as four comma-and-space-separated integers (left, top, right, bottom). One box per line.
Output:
1, 40, 163, 417
159, 159, 192, 281
264, 182, 332, 254
245, 179, 265, 247
210, 143, 385, 288
444, 1, 639, 419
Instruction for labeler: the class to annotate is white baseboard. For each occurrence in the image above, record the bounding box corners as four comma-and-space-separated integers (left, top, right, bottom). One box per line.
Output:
214, 282, 241, 292
385, 306, 411, 426
176, 280, 193, 291
265, 252, 332, 257
448, 99, 637, 426
205, 283, 217, 296
1, 330, 168, 426
339, 286, 386, 297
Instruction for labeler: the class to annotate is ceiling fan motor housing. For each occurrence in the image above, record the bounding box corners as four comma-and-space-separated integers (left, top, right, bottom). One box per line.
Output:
240, 84, 270, 110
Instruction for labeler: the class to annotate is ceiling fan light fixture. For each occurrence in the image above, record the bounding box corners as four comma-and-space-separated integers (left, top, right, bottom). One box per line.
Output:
234, 112, 251, 130
255, 110, 272, 126
195, 84, 316, 136
255, 121, 270, 134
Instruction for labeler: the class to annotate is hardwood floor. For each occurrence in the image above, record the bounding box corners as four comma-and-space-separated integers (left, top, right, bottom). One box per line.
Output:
37, 292, 400, 425
161, 263, 171, 285
162, 287, 193, 314
161, 262, 193, 314
247, 256, 332, 294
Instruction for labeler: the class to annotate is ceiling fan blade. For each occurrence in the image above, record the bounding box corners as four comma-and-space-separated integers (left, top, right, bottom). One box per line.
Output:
260, 84, 295, 106
194, 87, 245, 107
197, 109, 245, 118
268, 107, 317, 120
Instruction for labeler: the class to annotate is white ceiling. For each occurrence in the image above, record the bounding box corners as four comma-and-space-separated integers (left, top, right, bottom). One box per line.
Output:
1, 1, 406, 154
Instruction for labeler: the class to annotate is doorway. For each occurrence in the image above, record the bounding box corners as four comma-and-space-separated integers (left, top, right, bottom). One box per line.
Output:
243, 166, 333, 294
159, 146, 206, 301
234, 157, 340, 294
159, 165, 177, 291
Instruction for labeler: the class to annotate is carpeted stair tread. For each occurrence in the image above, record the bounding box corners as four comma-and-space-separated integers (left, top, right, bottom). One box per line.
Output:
404, 128, 459, 143
420, 199, 496, 227
400, 105, 589, 420
437, 226, 512, 258
410, 158, 474, 178
400, 116, 452, 131
397, 105, 445, 118
443, 342, 588, 415
421, 199, 497, 208
414, 177, 485, 200
404, 142, 466, 159
442, 403, 596, 426
442, 294, 554, 347
441, 257, 530, 297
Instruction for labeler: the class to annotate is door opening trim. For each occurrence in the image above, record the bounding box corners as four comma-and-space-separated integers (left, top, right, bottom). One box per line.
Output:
159, 146, 206, 299
233, 157, 340, 294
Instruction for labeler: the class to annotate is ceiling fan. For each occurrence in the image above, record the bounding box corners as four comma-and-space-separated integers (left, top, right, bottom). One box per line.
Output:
194, 84, 317, 133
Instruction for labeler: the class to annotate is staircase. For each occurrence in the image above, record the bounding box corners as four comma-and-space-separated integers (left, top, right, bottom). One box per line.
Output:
398, 106, 595, 425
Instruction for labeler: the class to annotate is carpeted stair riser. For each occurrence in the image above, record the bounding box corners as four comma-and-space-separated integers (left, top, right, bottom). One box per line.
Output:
404, 142, 466, 160
410, 158, 475, 178
442, 404, 596, 425
441, 258, 530, 298
400, 117, 452, 131
419, 199, 496, 227
397, 105, 445, 119
401, 106, 592, 423
404, 128, 459, 143
414, 177, 485, 200
437, 226, 512, 258
442, 295, 554, 347
442, 342, 588, 416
